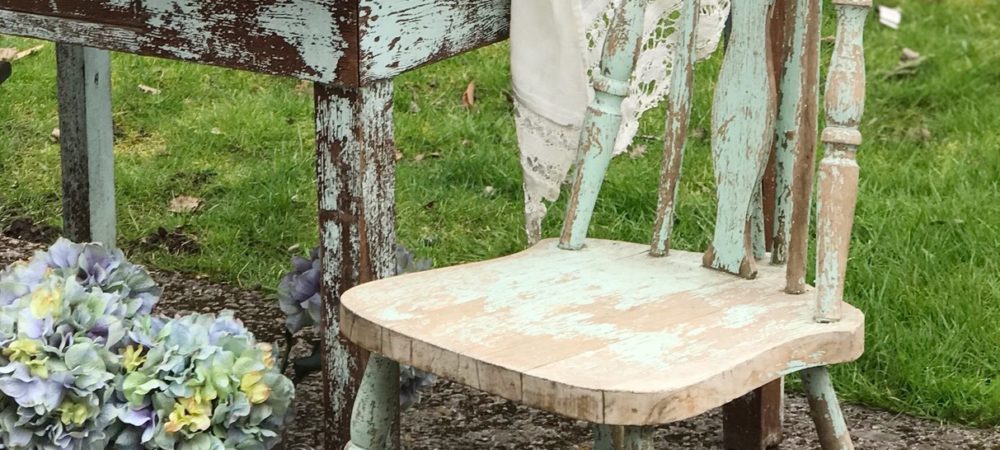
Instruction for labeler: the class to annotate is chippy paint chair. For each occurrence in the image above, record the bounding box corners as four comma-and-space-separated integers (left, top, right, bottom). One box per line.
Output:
340, 0, 870, 448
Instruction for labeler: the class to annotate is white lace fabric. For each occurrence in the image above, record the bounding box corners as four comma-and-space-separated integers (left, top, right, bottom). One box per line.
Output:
513, 0, 730, 242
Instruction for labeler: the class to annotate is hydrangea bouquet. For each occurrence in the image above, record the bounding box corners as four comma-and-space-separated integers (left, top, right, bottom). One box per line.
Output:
0, 239, 160, 448
118, 312, 293, 450
0, 239, 293, 450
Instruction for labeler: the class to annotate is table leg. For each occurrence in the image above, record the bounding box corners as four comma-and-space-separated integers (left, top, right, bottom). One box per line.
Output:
56, 44, 115, 247
315, 80, 398, 450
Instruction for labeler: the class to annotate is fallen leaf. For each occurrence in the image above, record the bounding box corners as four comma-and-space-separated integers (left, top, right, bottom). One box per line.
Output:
168, 195, 203, 214
484, 186, 495, 196
394, 151, 404, 161
287, 244, 301, 253
906, 127, 932, 142
900, 48, 921, 62
0, 48, 18, 61
210, 127, 222, 135
461, 81, 476, 109
883, 55, 927, 80
15, 45, 44, 61
878, 6, 902, 29
629, 144, 648, 160
426, 152, 442, 159
138, 84, 161, 95
50, 128, 61, 143
408, 101, 421, 113
414, 154, 425, 162
294, 79, 311, 94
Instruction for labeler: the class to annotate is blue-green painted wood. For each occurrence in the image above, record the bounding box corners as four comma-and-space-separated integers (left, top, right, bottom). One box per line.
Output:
772, 0, 822, 271
594, 424, 653, 450
650, 0, 701, 257
346, 353, 400, 450
559, 0, 646, 250
704, 0, 777, 278
56, 44, 116, 248
800, 366, 855, 449
751, 186, 767, 260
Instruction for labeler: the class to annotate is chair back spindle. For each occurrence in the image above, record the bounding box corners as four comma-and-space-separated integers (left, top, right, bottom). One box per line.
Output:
650, 0, 701, 257
815, 0, 870, 322
703, 0, 777, 279
559, 0, 646, 250
775, 0, 823, 294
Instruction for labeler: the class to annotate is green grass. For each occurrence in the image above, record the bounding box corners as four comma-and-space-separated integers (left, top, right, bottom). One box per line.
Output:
2, 0, 999, 426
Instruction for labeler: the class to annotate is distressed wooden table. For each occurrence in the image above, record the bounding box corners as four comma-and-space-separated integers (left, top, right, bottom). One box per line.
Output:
0, 2, 508, 448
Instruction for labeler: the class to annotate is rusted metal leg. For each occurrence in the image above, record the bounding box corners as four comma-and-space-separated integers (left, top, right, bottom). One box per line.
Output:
345, 353, 400, 450
723, 379, 783, 449
800, 366, 854, 450
56, 44, 115, 246
315, 80, 398, 450
594, 425, 653, 450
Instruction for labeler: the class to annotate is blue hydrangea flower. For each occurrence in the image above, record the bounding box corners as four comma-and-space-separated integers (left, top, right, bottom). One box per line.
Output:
278, 244, 436, 408
0, 239, 159, 449
119, 311, 293, 450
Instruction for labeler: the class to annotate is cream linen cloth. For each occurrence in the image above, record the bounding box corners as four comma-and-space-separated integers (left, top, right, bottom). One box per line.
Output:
512, 0, 730, 242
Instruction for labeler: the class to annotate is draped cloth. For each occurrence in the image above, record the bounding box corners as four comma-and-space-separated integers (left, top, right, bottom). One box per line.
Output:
512, 0, 731, 242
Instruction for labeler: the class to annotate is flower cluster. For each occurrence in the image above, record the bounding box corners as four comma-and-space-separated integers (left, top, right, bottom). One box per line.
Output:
0, 239, 293, 450
0, 239, 160, 448
118, 312, 293, 450
277, 245, 435, 408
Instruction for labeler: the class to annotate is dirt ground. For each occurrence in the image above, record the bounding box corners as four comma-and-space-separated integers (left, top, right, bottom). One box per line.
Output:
1, 231, 998, 449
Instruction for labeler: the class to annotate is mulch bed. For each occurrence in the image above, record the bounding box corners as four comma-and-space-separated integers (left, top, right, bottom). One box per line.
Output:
1, 233, 997, 449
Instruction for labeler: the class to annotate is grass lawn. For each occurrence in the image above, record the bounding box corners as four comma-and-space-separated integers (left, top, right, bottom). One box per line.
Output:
2, 0, 999, 427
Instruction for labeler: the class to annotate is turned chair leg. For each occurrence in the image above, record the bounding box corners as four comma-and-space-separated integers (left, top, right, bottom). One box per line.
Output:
800, 366, 854, 450
593, 424, 654, 450
345, 354, 400, 450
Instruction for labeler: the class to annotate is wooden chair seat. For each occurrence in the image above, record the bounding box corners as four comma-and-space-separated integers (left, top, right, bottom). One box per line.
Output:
341, 238, 864, 426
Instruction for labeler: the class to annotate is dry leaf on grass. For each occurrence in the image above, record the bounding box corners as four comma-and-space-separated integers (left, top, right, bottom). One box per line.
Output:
138, 84, 162, 95
0, 45, 44, 62
50, 128, 61, 143
461, 81, 476, 109
901, 48, 921, 62
294, 79, 311, 94
168, 195, 204, 214
629, 144, 648, 160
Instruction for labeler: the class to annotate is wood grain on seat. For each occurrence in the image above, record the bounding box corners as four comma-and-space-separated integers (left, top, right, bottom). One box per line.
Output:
341, 239, 863, 426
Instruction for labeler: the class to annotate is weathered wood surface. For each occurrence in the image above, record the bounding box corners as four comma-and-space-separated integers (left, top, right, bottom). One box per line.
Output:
0, 0, 510, 85
341, 239, 864, 425
778, 0, 823, 293
316, 80, 397, 449
56, 44, 116, 248
801, 366, 855, 450
649, 0, 700, 257
559, 0, 645, 250
346, 353, 400, 450
704, 0, 777, 278
722, 378, 783, 449
359, 0, 510, 81
815, 0, 870, 322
